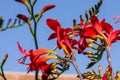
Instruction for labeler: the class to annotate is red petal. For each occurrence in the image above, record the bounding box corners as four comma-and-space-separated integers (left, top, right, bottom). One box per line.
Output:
91, 15, 99, 24
101, 19, 113, 34
107, 30, 120, 46
48, 33, 57, 40
17, 42, 27, 55
46, 18, 61, 32
84, 27, 96, 38
102, 73, 107, 80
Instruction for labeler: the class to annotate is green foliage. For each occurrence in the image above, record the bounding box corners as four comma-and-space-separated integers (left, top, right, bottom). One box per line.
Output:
80, 0, 103, 23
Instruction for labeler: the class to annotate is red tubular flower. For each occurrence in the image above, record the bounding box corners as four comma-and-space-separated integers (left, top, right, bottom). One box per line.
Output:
46, 18, 73, 57
106, 30, 120, 48
74, 20, 98, 54
46, 18, 72, 44
91, 15, 107, 39
90, 15, 120, 48
17, 42, 57, 78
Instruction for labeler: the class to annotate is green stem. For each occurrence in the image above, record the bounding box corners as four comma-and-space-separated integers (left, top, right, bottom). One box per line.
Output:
0, 67, 7, 80
29, 2, 39, 80
33, 30, 39, 80
106, 46, 114, 80
33, 12, 39, 80
0, 54, 8, 80
34, 33, 39, 80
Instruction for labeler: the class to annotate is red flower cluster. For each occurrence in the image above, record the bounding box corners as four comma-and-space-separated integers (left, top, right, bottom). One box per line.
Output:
46, 15, 120, 56
17, 42, 57, 79
46, 18, 76, 57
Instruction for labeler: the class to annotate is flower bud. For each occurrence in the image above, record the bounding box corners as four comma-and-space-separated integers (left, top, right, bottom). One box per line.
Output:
15, 0, 28, 7
39, 4, 55, 16
17, 14, 30, 26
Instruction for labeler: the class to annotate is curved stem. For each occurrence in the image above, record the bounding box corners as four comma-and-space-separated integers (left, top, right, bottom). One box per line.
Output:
106, 46, 114, 80
71, 56, 83, 80
0, 54, 8, 80
0, 67, 7, 80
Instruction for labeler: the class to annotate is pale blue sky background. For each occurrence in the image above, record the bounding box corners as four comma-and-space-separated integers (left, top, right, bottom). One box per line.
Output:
0, 0, 120, 75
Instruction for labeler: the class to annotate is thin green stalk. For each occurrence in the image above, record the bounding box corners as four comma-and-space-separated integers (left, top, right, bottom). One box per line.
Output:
0, 67, 7, 80
34, 33, 39, 80
0, 54, 8, 80
28, 1, 39, 80
33, 31, 39, 80
106, 46, 114, 80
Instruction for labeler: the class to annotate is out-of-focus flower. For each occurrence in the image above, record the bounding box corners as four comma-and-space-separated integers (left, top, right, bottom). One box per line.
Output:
115, 72, 120, 80
17, 42, 57, 79
113, 16, 120, 24
102, 66, 112, 80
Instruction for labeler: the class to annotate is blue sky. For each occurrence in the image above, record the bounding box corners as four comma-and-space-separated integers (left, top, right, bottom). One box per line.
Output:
0, 0, 120, 75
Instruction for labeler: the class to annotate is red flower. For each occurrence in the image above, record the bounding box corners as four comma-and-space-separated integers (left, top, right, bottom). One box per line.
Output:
17, 42, 57, 79
74, 20, 97, 54
78, 22, 97, 39
90, 15, 120, 48
102, 66, 112, 80
91, 15, 107, 39
46, 18, 74, 57
106, 30, 120, 48
46, 18, 72, 43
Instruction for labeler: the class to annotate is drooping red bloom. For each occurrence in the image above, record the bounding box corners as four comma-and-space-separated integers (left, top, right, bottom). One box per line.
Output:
17, 42, 57, 79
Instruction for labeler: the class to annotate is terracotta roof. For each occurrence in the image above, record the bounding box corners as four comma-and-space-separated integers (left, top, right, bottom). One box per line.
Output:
0, 72, 80, 80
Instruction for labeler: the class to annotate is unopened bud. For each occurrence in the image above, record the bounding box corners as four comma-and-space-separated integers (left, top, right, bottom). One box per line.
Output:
17, 14, 30, 26
15, 0, 28, 7
39, 4, 55, 16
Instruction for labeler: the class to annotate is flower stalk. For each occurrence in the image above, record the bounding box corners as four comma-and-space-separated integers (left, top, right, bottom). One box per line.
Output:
28, 1, 39, 80
0, 54, 8, 80
70, 54, 84, 80
106, 46, 115, 80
